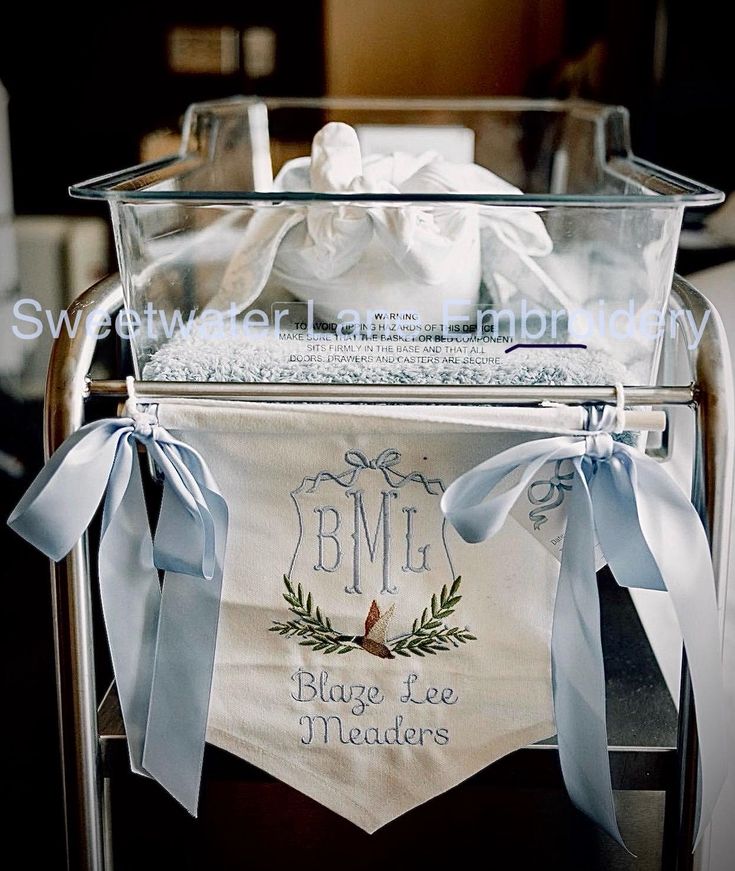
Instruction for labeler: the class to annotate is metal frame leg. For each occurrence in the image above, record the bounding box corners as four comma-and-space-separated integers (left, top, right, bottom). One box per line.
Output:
667, 278, 735, 871
45, 275, 124, 871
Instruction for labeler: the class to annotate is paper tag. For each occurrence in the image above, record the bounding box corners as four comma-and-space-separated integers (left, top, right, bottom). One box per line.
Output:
510, 458, 606, 570
355, 124, 475, 164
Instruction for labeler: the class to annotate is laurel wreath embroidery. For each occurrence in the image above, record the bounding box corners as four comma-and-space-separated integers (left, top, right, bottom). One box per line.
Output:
270, 577, 358, 655
269, 575, 476, 658
392, 577, 476, 657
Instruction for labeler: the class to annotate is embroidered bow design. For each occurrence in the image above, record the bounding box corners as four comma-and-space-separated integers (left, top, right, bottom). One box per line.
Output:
527, 459, 575, 529
345, 448, 401, 471
302, 448, 443, 495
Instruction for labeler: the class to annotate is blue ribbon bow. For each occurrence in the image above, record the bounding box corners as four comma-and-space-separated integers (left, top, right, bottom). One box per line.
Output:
441, 407, 728, 849
8, 404, 228, 815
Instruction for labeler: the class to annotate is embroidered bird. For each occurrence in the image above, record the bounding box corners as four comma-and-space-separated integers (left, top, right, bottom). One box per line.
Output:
354, 600, 395, 659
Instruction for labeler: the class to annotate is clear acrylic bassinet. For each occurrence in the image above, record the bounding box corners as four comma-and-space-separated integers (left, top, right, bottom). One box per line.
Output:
70, 97, 722, 386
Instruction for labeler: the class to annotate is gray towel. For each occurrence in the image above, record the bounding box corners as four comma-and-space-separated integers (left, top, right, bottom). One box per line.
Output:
142, 332, 629, 386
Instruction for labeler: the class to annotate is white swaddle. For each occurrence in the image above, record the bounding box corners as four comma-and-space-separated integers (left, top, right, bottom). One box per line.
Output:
209, 122, 566, 324
156, 400, 603, 832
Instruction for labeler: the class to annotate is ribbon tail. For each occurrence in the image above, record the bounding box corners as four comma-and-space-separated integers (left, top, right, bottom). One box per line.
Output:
8, 417, 163, 783
624, 454, 729, 848
146, 437, 216, 580
8, 412, 230, 817
553, 460, 627, 849
98, 442, 162, 778
589, 455, 667, 593
140, 443, 229, 815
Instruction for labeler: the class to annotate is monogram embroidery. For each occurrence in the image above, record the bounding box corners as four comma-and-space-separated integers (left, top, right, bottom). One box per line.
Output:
289, 448, 454, 596
270, 449, 475, 660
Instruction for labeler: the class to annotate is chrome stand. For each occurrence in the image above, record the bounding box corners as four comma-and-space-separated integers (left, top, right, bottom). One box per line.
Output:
44, 274, 733, 870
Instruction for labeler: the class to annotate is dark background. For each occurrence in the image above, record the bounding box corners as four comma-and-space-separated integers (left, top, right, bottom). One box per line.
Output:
0, 5, 325, 216
2, 2, 734, 214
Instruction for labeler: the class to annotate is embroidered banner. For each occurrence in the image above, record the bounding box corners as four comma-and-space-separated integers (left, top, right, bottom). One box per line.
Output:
158, 401, 570, 831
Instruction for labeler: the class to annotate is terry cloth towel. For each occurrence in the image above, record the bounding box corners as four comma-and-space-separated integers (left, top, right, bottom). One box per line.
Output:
202, 121, 568, 326
156, 400, 602, 832
143, 337, 629, 385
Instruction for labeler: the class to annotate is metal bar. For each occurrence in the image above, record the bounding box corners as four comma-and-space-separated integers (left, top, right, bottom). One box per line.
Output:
678, 277, 735, 603
45, 274, 124, 871
98, 735, 676, 791
102, 780, 114, 871
87, 379, 696, 406
667, 277, 735, 871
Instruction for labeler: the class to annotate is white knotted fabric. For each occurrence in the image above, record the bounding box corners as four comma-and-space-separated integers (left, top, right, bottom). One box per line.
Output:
205, 121, 568, 322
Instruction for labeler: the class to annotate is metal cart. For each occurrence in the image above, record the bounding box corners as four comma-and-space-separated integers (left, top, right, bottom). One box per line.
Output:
43, 273, 733, 870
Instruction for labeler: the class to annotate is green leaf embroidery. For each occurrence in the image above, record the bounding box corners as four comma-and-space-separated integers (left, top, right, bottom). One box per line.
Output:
270, 576, 358, 655
388, 578, 475, 657
271, 575, 475, 659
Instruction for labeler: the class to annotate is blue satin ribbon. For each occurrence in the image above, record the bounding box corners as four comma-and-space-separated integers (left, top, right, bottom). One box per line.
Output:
8, 406, 228, 815
441, 407, 728, 850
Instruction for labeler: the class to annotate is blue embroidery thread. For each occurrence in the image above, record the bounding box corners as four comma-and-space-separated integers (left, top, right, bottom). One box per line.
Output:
288, 448, 455, 583
527, 459, 574, 530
